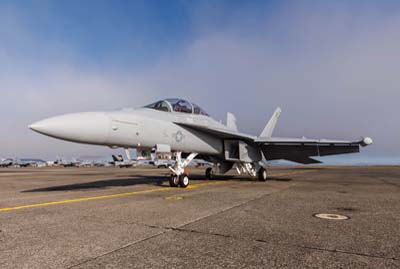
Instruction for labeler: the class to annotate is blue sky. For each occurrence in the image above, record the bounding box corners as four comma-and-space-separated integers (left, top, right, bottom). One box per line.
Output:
1, 1, 192, 69
1, 1, 400, 164
0, 0, 278, 69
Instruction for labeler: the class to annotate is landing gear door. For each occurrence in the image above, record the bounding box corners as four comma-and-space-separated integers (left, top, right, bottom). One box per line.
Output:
238, 141, 261, 163
224, 140, 261, 163
155, 144, 171, 154
224, 140, 239, 161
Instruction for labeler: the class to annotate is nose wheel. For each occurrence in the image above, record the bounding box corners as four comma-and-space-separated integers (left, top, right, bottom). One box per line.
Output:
179, 174, 189, 188
169, 174, 180, 187
169, 174, 190, 188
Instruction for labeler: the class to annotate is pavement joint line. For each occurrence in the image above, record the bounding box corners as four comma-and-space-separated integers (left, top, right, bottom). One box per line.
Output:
376, 178, 400, 189
296, 245, 399, 261
0, 181, 229, 212
66, 230, 168, 269
126, 220, 399, 262
67, 180, 299, 268
154, 226, 400, 261
125, 178, 399, 263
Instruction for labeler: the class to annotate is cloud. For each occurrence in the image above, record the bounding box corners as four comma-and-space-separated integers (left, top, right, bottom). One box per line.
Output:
134, 3, 400, 158
0, 2, 399, 162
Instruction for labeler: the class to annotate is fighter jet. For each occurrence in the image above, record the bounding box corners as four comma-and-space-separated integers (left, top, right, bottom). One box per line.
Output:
0, 158, 14, 168
56, 157, 81, 167
111, 153, 137, 168
29, 98, 372, 188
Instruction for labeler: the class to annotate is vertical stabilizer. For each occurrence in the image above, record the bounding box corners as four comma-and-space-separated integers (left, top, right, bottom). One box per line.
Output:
125, 149, 131, 160
260, 107, 282, 138
227, 112, 238, 132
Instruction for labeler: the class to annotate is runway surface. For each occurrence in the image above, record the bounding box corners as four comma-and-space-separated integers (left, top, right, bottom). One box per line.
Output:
0, 166, 399, 268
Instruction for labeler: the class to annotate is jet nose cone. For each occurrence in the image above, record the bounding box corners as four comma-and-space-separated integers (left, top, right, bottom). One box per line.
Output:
29, 112, 111, 144
29, 121, 48, 133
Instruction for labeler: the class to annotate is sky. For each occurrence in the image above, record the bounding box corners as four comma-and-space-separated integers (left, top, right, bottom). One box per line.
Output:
0, 0, 399, 164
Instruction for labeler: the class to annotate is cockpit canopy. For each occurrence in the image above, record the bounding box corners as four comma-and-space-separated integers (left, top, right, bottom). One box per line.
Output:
144, 98, 209, 116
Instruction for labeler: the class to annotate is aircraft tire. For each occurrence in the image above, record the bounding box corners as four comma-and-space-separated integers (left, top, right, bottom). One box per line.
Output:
258, 167, 268, 181
169, 175, 179, 187
205, 167, 213, 180
179, 174, 190, 188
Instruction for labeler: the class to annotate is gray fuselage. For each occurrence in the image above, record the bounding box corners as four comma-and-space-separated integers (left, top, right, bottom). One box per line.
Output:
30, 108, 229, 156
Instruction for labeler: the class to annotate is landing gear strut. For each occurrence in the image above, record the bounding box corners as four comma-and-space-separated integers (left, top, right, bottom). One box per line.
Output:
169, 152, 197, 188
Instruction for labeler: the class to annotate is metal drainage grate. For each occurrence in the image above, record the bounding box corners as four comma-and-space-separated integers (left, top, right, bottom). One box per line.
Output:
313, 213, 350, 220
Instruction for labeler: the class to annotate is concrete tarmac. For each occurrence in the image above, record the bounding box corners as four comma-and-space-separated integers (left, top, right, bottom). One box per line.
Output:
0, 166, 399, 268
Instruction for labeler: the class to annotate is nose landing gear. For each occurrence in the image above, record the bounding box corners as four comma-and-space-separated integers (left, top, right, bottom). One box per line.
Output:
168, 152, 197, 188
169, 174, 190, 188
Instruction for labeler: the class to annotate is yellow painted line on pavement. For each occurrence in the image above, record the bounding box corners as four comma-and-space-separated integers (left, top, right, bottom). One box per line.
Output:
0, 181, 228, 212
0, 171, 306, 213
187, 181, 228, 189
269, 170, 312, 177
0, 187, 170, 212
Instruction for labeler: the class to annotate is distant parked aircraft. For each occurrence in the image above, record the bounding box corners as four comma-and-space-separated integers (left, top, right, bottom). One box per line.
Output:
0, 158, 14, 167
55, 157, 81, 167
111, 150, 136, 168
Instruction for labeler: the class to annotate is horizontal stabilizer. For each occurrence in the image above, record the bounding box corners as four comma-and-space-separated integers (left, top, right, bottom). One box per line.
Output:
285, 156, 322, 164
260, 107, 282, 138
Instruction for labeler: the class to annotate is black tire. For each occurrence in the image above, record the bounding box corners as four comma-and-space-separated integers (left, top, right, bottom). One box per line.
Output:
205, 167, 213, 180
258, 167, 268, 181
179, 174, 190, 188
169, 175, 179, 187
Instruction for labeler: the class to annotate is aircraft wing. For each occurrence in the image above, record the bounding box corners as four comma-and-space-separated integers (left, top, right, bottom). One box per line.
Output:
175, 122, 372, 165
255, 137, 372, 164
174, 122, 255, 141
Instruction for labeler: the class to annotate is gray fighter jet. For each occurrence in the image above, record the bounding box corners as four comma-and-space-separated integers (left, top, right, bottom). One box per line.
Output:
29, 98, 372, 188
0, 158, 14, 168
111, 152, 137, 168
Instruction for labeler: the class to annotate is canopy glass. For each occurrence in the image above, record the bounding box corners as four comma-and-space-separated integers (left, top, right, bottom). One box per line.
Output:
144, 99, 209, 116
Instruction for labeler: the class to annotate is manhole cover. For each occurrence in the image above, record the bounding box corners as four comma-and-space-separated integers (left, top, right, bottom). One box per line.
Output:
164, 196, 184, 201
313, 213, 350, 220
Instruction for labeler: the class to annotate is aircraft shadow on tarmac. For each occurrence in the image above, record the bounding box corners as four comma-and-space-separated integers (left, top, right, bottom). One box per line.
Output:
22, 174, 292, 193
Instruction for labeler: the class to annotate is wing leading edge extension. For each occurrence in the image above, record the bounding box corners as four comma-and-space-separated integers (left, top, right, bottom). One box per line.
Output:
174, 122, 255, 141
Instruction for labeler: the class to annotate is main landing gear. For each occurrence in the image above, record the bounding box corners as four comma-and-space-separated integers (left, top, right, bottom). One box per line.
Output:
205, 167, 213, 180
257, 167, 268, 181
236, 162, 269, 181
169, 152, 197, 188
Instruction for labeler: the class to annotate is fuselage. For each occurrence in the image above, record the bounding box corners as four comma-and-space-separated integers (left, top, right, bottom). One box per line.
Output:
30, 107, 229, 155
